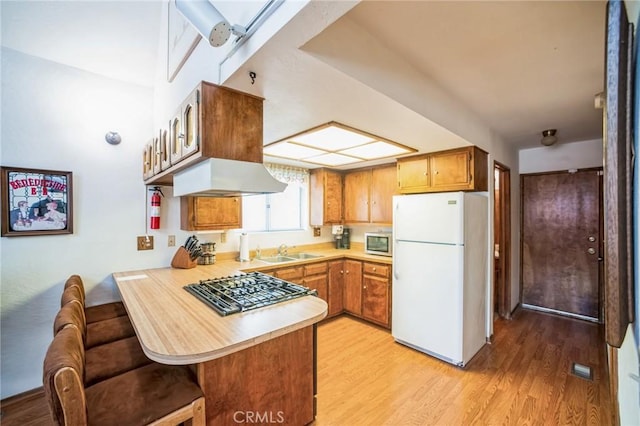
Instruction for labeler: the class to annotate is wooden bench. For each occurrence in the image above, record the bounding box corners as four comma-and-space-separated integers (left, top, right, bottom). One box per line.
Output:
63, 275, 128, 324
60, 284, 135, 348
43, 325, 205, 425
54, 299, 152, 386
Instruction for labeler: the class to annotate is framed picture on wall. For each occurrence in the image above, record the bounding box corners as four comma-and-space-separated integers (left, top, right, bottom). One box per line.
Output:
0, 166, 73, 237
167, 0, 201, 82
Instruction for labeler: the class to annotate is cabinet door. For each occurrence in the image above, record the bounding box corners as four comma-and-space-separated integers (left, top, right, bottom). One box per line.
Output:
180, 197, 242, 231
343, 259, 363, 315
325, 170, 343, 223
430, 149, 471, 190
303, 274, 328, 302
275, 266, 303, 283
370, 166, 396, 224
159, 129, 171, 171
328, 260, 344, 317
362, 274, 390, 328
310, 169, 343, 226
397, 155, 430, 194
181, 89, 200, 159
152, 135, 162, 175
344, 170, 370, 223
142, 141, 153, 180
169, 113, 182, 164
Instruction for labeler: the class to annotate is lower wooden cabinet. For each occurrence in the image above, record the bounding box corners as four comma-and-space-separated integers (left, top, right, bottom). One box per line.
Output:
343, 259, 363, 315
362, 262, 391, 328
262, 258, 391, 328
327, 260, 345, 317
180, 196, 241, 231
302, 262, 328, 303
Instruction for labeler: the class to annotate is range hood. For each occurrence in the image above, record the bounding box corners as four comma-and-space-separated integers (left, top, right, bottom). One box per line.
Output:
173, 158, 287, 197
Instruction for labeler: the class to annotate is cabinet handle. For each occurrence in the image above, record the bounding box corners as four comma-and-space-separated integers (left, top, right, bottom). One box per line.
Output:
372, 267, 376, 271
363, 286, 367, 289
423, 171, 428, 176
434, 170, 439, 175
340, 270, 344, 274
346, 270, 349, 274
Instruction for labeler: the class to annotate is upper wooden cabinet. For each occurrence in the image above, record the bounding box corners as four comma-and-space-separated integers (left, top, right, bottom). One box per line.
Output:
344, 169, 370, 223
180, 196, 242, 231
397, 146, 488, 194
144, 81, 264, 185
309, 168, 343, 226
344, 164, 396, 224
370, 166, 397, 223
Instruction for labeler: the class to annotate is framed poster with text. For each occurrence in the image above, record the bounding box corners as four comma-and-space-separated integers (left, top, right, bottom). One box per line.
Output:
1, 166, 73, 237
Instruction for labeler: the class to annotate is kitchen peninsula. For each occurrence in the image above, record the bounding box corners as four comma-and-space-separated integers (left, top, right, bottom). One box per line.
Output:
113, 260, 328, 426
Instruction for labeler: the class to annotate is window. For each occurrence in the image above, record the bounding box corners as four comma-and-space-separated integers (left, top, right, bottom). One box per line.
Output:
242, 164, 309, 232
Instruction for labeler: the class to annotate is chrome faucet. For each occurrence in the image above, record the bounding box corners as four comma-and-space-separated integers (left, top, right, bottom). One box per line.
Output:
278, 244, 288, 256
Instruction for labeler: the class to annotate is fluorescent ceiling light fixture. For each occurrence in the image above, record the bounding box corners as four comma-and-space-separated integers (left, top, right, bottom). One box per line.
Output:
263, 141, 325, 158
306, 153, 360, 167
264, 122, 416, 167
341, 141, 412, 159
291, 126, 374, 151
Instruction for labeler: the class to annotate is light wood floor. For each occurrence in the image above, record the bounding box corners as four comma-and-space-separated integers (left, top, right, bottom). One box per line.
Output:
315, 310, 613, 425
1, 309, 613, 425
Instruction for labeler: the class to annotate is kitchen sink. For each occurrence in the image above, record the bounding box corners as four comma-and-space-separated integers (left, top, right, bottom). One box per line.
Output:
258, 253, 324, 263
287, 253, 324, 259
259, 255, 297, 263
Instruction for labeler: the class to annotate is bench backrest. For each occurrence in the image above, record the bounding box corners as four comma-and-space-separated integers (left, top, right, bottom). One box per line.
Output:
43, 325, 87, 426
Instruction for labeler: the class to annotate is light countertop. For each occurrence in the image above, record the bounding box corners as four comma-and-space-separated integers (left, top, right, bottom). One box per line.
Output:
113, 247, 391, 365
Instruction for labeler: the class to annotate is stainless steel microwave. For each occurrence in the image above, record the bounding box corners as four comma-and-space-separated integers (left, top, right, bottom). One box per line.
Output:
364, 232, 393, 257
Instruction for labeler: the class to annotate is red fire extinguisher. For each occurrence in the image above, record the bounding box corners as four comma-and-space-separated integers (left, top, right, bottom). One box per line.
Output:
149, 186, 163, 230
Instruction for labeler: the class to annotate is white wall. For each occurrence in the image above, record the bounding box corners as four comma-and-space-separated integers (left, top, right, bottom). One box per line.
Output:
519, 138, 603, 174
0, 48, 164, 398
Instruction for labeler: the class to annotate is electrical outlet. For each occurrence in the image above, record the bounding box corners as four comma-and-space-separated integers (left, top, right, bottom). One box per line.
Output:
313, 227, 321, 237
137, 236, 154, 251
168, 235, 176, 247
220, 232, 227, 243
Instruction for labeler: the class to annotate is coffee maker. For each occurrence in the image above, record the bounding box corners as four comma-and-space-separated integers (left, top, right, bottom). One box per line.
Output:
332, 225, 351, 249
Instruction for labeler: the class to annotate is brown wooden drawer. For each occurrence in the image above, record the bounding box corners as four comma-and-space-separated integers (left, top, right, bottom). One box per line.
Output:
363, 262, 389, 277
304, 261, 328, 276
274, 266, 303, 282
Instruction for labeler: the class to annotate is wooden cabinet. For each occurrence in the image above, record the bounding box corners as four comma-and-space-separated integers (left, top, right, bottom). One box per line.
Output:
302, 262, 328, 302
344, 169, 370, 223
274, 265, 303, 282
397, 146, 488, 194
260, 257, 391, 327
142, 140, 153, 180
370, 166, 396, 223
327, 260, 344, 317
144, 81, 264, 186
272, 262, 329, 308
180, 197, 241, 231
361, 262, 391, 328
309, 169, 343, 226
343, 259, 363, 315
344, 164, 396, 224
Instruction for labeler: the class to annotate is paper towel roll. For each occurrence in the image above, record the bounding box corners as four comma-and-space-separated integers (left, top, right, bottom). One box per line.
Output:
239, 233, 250, 261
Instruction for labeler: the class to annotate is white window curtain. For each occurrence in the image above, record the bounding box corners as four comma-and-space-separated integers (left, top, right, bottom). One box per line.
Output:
265, 163, 309, 184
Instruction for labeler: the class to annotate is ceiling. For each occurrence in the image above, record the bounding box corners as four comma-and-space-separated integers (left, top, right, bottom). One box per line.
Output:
1, 0, 607, 167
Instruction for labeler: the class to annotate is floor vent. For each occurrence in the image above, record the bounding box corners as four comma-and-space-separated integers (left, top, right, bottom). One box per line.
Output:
570, 362, 593, 381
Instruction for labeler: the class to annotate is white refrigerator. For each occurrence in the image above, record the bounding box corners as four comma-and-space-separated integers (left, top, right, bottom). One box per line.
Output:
392, 192, 488, 367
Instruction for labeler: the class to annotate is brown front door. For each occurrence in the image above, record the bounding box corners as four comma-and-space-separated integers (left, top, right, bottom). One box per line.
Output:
521, 169, 602, 320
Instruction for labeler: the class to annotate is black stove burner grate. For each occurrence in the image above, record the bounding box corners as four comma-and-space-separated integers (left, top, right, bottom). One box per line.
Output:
184, 271, 317, 316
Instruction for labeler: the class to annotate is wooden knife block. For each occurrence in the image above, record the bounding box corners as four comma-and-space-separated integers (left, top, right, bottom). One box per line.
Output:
171, 246, 197, 269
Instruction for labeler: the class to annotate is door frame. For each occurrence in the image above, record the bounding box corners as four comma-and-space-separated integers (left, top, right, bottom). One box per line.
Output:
494, 161, 512, 320
519, 167, 604, 322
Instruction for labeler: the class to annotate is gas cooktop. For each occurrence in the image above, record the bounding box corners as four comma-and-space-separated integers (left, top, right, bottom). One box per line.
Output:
183, 271, 317, 316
